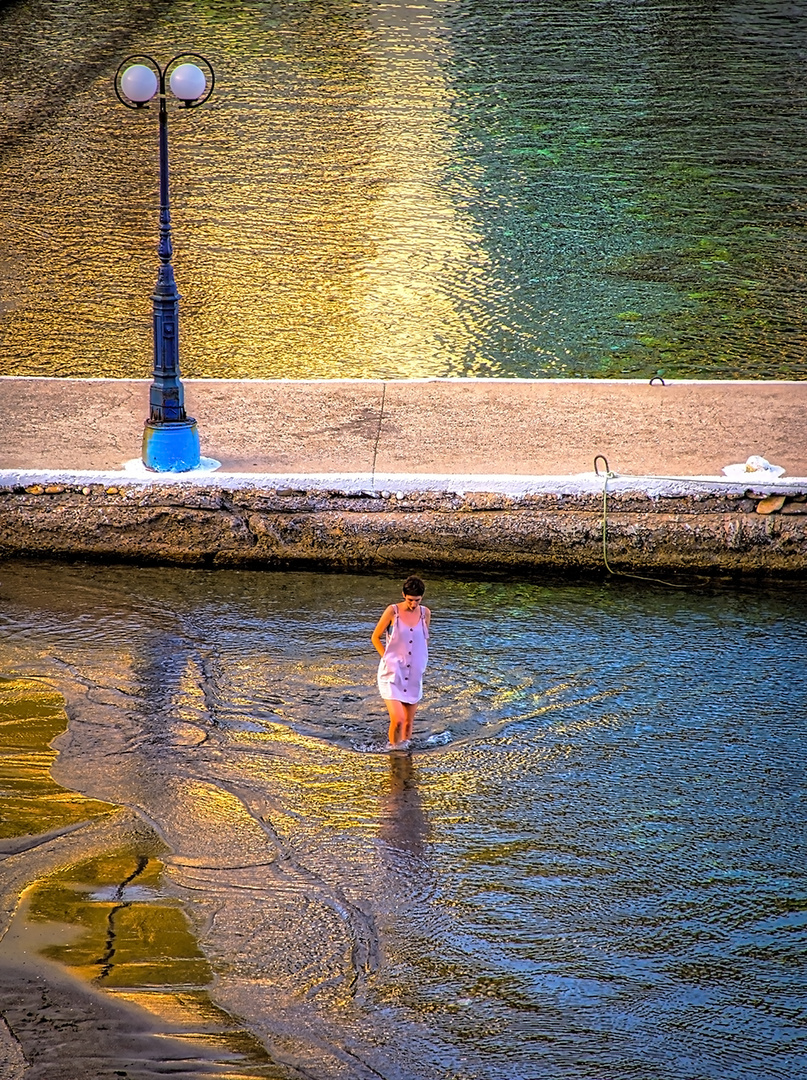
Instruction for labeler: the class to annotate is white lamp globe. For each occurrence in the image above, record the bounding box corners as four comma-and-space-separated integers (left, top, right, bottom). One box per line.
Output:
121, 64, 158, 103
169, 63, 206, 102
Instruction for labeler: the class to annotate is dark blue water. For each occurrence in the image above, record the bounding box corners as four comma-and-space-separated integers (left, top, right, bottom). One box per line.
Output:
1, 0, 806, 380
0, 560, 805, 1078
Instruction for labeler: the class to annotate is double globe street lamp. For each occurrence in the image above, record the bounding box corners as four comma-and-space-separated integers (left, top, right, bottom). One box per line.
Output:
115, 54, 214, 472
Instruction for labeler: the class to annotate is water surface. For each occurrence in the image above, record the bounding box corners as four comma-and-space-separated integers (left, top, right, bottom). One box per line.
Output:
1, 1, 806, 380
0, 560, 805, 1079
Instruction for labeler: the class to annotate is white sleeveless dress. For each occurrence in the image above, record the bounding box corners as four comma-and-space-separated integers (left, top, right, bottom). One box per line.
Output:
377, 605, 429, 704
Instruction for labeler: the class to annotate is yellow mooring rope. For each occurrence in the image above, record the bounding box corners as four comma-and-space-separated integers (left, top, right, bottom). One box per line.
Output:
594, 455, 695, 589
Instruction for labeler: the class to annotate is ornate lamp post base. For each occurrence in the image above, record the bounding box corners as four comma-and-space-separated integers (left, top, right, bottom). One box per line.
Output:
142, 418, 201, 472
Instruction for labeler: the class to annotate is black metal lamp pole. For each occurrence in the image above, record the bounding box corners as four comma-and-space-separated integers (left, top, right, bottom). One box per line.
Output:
115, 54, 214, 471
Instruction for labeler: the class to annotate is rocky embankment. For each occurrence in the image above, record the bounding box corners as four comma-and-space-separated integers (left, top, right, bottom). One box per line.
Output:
1, 480, 806, 578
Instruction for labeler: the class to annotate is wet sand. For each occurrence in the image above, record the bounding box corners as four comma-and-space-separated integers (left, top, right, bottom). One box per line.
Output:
0, 960, 239, 1080
0, 827, 289, 1080
0, 810, 239, 1080
0, 681, 284, 1080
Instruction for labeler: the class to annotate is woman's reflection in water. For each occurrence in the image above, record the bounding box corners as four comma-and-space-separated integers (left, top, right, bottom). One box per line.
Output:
379, 752, 430, 862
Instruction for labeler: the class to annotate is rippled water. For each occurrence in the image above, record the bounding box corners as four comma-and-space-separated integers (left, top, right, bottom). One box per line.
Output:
0, 560, 805, 1079
1, 1, 806, 380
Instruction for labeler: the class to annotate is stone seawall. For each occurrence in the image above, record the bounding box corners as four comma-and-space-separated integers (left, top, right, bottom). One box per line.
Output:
2, 481, 806, 578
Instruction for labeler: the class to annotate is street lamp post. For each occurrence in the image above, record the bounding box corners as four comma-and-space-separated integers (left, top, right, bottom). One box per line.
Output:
115, 54, 214, 472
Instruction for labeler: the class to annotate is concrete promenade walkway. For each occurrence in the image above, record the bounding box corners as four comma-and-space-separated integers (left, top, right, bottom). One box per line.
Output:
1, 376, 807, 485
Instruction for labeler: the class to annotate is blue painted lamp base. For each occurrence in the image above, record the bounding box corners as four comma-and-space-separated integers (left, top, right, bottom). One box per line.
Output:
142, 419, 201, 472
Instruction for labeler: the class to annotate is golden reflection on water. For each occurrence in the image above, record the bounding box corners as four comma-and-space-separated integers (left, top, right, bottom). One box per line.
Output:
0, 0, 493, 380
341, 2, 492, 378
0, 677, 114, 842
183, 0, 491, 379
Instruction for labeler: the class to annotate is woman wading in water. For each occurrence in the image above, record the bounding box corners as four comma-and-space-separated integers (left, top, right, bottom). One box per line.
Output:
371, 576, 431, 749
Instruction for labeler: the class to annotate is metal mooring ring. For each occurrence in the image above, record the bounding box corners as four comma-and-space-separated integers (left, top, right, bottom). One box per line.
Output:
594, 455, 610, 477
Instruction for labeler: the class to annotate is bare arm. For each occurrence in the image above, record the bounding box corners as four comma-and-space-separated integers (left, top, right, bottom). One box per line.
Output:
371, 605, 396, 657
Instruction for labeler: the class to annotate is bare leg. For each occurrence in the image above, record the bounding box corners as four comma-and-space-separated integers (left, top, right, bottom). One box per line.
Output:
401, 702, 417, 742
385, 699, 418, 747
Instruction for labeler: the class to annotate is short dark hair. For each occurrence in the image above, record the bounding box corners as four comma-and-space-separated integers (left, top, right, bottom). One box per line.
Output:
402, 575, 425, 597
